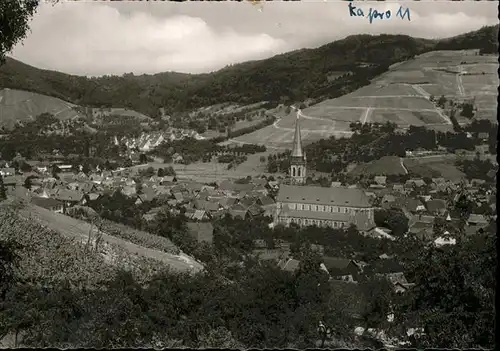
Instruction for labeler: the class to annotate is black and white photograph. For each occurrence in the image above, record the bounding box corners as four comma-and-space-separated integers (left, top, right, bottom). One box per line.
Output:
0, 0, 497, 348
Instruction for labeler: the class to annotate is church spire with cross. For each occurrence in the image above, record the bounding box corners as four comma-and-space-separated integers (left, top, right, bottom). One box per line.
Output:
289, 110, 306, 184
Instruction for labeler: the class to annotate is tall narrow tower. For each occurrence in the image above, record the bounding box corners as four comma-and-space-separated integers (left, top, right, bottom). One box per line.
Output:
290, 111, 306, 185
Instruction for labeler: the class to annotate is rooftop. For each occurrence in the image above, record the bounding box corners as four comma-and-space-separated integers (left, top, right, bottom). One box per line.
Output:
277, 185, 371, 208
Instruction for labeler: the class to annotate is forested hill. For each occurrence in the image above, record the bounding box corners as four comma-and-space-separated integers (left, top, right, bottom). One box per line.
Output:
0, 25, 497, 118
434, 24, 499, 53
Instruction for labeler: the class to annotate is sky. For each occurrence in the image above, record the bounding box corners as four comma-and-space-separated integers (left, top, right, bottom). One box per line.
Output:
10, 0, 499, 76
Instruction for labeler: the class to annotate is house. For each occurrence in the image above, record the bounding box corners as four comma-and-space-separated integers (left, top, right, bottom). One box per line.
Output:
239, 196, 256, 208
218, 197, 237, 209
367, 227, 395, 241
380, 194, 397, 209
2, 176, 18, 190
185, 182, 204, 195
172, 153, 183, 163
392, 184, 405, 193
229, 204, 248, 220
397, 197, 426, 213
477, 132, 489, 141
161, 176, 177, 184
405, 179, 426, 189
52, 189, 86, 210
135, 188, 157, 204
143, 207, 163, 222
192, 209, 209, 221
470, 178, 486, 187
425, 199, 447, 215
409, 221, 434, 241
373, 176, 387, 187
330, 181, 342, 188
58, 164, 73, 173
31, 197, 64, 213
247, 203, 264, 217
252, 178, 268, 187
268, 180, 279, 190
0, 168, 15, 176
87, 193, 101, 202
434, 233, 456, 247
310, 243, 325, 255
432, 177, 446, 185
186, 222, 214, 244
466, 214, 489, 227
193, 199, 220, 213
173, 192, 185, 202
322, 257, 363, 282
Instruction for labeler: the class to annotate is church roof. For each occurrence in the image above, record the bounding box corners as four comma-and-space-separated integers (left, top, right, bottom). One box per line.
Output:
277, 185, 372, 208
291, 112, 304, 158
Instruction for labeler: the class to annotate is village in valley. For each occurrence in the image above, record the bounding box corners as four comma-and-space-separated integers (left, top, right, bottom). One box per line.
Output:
0, 2, 497, 349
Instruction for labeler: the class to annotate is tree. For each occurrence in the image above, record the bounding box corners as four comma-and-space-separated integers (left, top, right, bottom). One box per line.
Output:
197, 327, 244, 349
460, 103, 475, 119
157, 168, 164, 177
0, 240, 21, 300
139, 153, 148, 164
0, 175, 6, 200
135, 182, 143, 195
437, 95, 447, 108
395, 226, 495, 348
23, 176, 34, 190
0, 0, 40, 64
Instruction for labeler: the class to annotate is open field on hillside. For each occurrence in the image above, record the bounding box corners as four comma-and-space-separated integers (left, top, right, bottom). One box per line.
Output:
475, 109, 497, 122
233, 50, 496, 149
347, 83, 418, 97
376, 69, 432, 85
0, 88, 83, 129
416, 82, 459, 97
131, 161, 268, 181
366, 110, 443, 126
277, 115, 336, 130
233, 115, 353, 149
461, 75, 498, 95
349, 156, 407, 177
404, 157, 465, 181
462, 63, 498, 75
300, 105, 365, 122
310, 96, 436, 110
104, 108, 152, 121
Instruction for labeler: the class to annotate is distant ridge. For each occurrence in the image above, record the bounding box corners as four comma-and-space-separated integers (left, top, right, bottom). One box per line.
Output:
0, 25, 497, 121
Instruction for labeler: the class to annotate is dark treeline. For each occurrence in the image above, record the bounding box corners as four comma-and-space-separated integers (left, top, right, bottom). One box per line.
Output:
278, 120, 497, 176
0, 212, 495, 349
0, 33, 441, 117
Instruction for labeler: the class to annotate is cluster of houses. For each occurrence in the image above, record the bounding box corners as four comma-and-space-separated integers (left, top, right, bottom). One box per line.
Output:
362, 175, 496, 244
118, 128, 204, 152
1, 159, 495, 301
0, 163, 279, 242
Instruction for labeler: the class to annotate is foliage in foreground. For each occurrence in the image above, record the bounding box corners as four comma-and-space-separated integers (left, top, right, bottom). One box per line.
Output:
0, 203, 495, 349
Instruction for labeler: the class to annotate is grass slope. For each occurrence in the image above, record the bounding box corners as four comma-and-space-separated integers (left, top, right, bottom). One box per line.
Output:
349, 156, 407, 176
14, 201, 203, 274
0, 88, 82, 129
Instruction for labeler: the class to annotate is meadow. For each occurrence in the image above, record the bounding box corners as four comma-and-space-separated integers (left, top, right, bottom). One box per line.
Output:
227, 50, 496, 149
0, 88, 81, 129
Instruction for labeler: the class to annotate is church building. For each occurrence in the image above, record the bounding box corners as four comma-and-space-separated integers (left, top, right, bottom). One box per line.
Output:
273, 113, 375, 231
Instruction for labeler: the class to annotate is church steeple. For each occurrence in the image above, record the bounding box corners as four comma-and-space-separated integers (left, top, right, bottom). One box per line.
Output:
291, 113, 304, 158
289, 110, 306, 185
